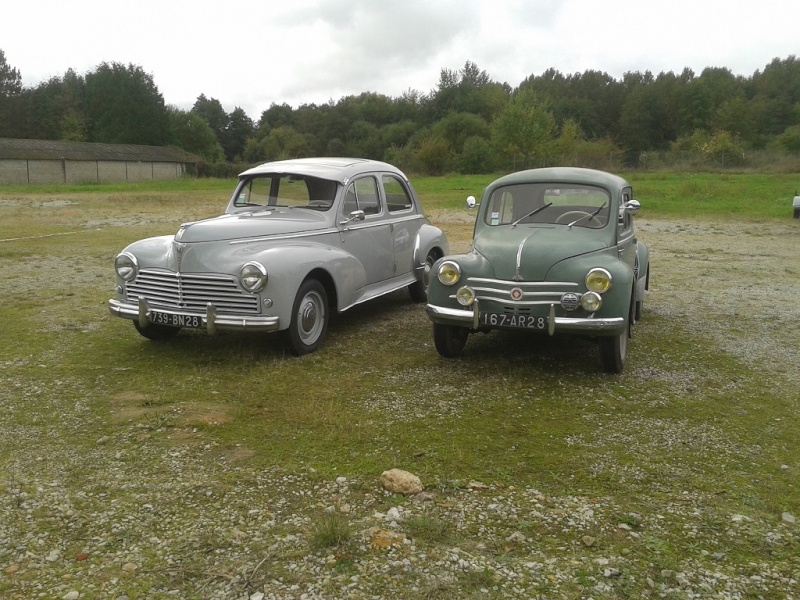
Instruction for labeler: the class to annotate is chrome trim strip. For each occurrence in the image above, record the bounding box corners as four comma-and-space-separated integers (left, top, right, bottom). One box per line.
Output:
467, 277, 579, 287
229, 228, 339, 245
109, 299, 280, 333
450, 294, 563, 307
426, 303, 624, 332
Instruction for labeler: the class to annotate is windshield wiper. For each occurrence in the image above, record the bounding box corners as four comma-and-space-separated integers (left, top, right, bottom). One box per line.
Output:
511, 202, 553, 228
567, 202, 607, 228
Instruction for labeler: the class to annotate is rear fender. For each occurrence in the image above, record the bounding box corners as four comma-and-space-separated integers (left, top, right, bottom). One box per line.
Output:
413, 224, 449, 282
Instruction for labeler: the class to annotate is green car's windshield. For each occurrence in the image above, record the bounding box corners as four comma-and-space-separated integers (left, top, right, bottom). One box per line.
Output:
484, 183, 611, 228
233, 174, 337, 211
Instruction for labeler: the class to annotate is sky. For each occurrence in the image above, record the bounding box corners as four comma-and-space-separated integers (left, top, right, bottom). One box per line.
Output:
3, 0, 799, 121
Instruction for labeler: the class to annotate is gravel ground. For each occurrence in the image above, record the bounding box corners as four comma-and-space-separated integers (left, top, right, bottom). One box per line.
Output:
1, 216, 799, 599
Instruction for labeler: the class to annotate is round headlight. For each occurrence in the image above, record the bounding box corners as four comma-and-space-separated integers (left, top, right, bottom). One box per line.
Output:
581, 291, 602, 312
585, 268, 612, 294
437, 260, 461, 286
115, 252, 138, 282
240, 262, 268, 292
456, 286, 475, 306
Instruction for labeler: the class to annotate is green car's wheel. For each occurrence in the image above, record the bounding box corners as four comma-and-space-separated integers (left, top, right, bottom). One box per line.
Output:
433, 323, 469, 358
286, 279, 328, 356
599, 293, 633, 373
133, 320, 181, 340
634, 265, 648, 322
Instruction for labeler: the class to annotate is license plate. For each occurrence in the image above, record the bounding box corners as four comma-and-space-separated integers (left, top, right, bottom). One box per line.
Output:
479, 313, 547, 330
150, 311, 202, 328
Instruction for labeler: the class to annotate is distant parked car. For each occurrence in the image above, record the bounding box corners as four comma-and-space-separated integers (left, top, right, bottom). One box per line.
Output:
793, 191, 800, 219
109, 157, 448, 355
425, 167, 649, 373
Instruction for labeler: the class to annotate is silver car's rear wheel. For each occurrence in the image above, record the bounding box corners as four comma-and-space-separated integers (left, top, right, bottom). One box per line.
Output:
286, 279, 328, 356
409, 251, 438, 303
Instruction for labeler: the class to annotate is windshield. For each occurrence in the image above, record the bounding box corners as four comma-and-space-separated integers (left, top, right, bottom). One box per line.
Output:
233, 174, 337, 211
483, 183, 611, 229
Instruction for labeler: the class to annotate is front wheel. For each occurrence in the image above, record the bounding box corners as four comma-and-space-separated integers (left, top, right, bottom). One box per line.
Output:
133, 320, 181, 341
599, 295, 633, 373
433, 323, 469, 358
286, 279, 328, 356
409, 251, 438, 303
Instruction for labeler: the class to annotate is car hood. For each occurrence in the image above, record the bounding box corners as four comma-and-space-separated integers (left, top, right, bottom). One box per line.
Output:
175, 209, 331, 243
473, 225, 609, 280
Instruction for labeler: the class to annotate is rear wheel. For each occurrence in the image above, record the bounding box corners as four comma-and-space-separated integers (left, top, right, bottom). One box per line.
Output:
634, 265, 649, 322
409, 251, 438, 303
133, 321, 181, 340
433, 323, 469, 358
286, 279, 328, 356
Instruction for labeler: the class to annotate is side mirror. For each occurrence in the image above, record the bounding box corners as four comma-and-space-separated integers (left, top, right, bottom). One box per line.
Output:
340, 209, 366, 225
624, 200, 640, 215
466, 196, 477, 210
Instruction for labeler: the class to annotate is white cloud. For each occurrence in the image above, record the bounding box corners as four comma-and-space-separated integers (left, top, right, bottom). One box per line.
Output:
2, 0, 798, 120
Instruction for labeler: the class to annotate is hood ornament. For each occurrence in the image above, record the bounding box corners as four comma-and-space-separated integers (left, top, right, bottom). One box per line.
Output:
173, 241, 187, 271
513, 231, 537, 282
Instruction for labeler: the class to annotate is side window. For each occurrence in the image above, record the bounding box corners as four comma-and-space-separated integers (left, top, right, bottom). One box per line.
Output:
382, 175, 413, 212
618, 187, 632, 232
354, 177, 381, 216
485, 190, 515, 225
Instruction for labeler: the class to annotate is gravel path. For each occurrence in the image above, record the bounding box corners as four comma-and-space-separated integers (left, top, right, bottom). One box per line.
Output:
1, 216, 798, 599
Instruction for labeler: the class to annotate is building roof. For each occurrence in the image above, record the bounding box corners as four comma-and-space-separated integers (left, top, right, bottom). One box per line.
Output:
0, 138, 201, 163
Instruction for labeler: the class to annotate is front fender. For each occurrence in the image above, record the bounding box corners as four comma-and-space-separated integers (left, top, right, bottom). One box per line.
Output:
250, 243, 367, 326
547, 250, 635, 320
427, 250, 493, 308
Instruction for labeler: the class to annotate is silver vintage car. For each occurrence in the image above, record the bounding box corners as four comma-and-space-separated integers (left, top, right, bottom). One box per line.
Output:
109, 157, 449, 355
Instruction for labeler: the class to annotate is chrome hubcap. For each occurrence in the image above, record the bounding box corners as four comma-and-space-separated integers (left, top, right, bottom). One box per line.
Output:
298, 291, 324, 343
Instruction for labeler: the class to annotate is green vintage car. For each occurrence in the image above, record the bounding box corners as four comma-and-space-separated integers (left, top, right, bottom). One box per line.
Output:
426, 167, 649, 373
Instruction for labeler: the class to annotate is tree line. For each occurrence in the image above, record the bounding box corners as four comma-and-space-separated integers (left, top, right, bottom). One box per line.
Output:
1, 50, 799, 175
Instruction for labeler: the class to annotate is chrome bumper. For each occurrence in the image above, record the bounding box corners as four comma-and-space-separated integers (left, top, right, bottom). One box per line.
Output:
426, 303, 624, 335
109, 297, 280, 334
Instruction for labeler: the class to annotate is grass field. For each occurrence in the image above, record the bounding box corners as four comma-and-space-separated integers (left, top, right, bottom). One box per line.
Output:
1, 172, 799, 598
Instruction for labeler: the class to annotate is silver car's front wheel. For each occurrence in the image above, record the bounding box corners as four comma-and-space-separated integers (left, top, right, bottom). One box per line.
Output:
286, 279, 328, 356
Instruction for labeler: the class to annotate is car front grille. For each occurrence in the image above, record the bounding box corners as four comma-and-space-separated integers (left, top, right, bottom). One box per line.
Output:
466, 277, 580, 315
126, 269, 260, 314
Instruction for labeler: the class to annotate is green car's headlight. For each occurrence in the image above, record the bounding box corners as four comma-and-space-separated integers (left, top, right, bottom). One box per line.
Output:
581, 291, 602, 312
585, 268, 612, 294
456, 286, 475, 306
115, 252, 138, 282
240, 262, 268, 292
437, 260, 461, 286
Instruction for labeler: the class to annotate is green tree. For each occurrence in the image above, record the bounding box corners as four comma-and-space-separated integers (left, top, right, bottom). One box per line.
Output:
0, 49, 22, 96
491, 90, 555, 169
84, 62, 170, 145
776, 124, 800, 154
431, 112, 490, 155
192, 95, 228, 138
167, 106, 224, 162
459, 135, 498, 173
677, 80, 713, 136
413, 135, 450, 175
223, 107, 255, 161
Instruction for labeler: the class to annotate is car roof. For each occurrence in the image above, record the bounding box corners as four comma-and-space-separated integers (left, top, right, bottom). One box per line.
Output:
239, 157, 406, 183
488, 167, 630, 191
